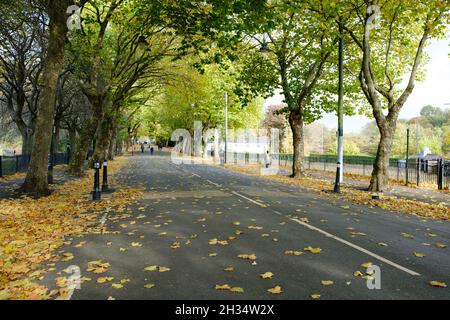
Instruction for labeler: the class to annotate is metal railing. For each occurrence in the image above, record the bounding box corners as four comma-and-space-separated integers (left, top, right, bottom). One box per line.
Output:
227, 152, 449, 190
0, 152, 69, 177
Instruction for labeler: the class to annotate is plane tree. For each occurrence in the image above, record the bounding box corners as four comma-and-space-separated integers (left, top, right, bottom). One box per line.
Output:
342, 0, 449, 192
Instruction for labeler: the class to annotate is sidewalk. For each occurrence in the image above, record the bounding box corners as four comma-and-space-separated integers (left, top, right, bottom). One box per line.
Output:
306, 170, 449, 207
276, 164, 448, 207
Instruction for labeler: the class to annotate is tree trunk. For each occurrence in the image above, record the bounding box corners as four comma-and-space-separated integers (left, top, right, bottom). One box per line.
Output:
70, 124, 96, 175
107, 125, 117, 160
20, 1, 70, 195
369, 123, 396, 192
93, 114, 113, 162
289, 110, 305, 178
20, 130, 33, 156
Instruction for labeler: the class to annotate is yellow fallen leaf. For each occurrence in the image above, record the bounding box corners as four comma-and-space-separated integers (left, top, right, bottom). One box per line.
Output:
224, 267, 234, 272
304, 246, 322, 254
230, 287, 244, 293
436, 243, 447, 249
238, 254, 257, 261
430, 281, 447, 288
215, 284, 231, 290
361, 262, 373, 268
144, 265, 158, 271
97, 277, 114, 284
311, 294, 321, 299
111, 283, 123, 289
285, 250, 304, 256
158, 266, 171, 273
413, 252, 426, 258
268, 286, 282, 294
260, 272, 274, 279
144, 283, 155, 289
400, 232, 414, 239
321, 280, 334, 286
131, 242, 142, 247
353, 271, 364, 277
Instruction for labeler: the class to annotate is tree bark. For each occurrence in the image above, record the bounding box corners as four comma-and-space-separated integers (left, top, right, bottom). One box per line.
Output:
69, 119, 97, 176
20, 130, 33, 156
93, 113, 114, 162
289, 110, 305, 178
20, 1, 70, 195
107, 124, 118, 160
369, 114, 399, 192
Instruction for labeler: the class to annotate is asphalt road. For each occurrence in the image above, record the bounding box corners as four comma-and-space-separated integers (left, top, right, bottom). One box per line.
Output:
42, 152, 450, 300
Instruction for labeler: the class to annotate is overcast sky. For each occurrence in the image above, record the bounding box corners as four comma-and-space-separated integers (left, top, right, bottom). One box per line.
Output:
264, 37, 450, 133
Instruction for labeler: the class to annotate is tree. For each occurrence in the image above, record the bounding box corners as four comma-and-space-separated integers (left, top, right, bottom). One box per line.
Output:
141, 62, 263, 145
344, 0, 449, 192
0, 0, 46, 155
21, 0, 75, 195
420, 105, 449, 128
234, 1, 347, 178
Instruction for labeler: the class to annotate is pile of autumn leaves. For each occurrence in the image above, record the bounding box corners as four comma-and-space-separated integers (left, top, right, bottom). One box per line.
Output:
0, 158, 141, 300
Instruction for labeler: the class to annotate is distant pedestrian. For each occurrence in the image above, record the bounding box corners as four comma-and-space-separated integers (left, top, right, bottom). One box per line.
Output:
150, 147, 154, 155
265, 150, 271, 168
140, 143, 145, 153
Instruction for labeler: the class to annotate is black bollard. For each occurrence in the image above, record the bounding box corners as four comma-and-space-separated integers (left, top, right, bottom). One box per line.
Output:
333, 162, 341, 193
92, 161, 101, 201
102, 160, 109, 192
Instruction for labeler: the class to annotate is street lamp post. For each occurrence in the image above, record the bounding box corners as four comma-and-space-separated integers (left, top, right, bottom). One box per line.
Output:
334, 24, 344, 193
406, 128, 410, 185
224, 92, 228, 164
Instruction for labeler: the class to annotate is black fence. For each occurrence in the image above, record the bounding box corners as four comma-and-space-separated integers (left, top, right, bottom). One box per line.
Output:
228, 152, 449, 190
0, 152, 69, 177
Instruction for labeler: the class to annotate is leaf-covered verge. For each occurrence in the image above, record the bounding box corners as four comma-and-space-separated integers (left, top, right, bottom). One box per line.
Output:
0, 157, 143, 299
220, 164, 449, 221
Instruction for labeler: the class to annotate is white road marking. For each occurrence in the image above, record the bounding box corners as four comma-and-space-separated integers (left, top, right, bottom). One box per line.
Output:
241, 195, 420, 276
206, 179, 222, 188
289, 217, 420, 276
231, 191, 267, 208
191, 173, 201, 178
178, 168, 421, 277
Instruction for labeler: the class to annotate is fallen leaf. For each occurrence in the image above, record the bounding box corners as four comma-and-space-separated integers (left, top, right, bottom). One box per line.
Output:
304, 246, 322, 254
311, 294, 321, 299
144, 283, 155, 289
321, 280, 334, 286
215, 284, 231, 290
267, 286, 282, 294
230, 287, 244, 293
430, 281, 447, 288
400, 232, 414, 239
413, 252, 426, 258
260, 272, 274, 279
97, 277, 114, 284
238, 254, 257, 261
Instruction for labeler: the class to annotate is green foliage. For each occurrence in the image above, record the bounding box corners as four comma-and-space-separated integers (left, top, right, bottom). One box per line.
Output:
140, 61, 263, 142
420, 105, 450, 128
